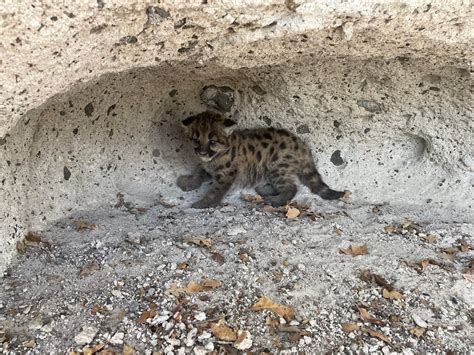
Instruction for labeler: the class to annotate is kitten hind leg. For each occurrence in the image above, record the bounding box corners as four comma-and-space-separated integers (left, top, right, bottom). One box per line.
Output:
255, 183, 278, 197
264, 173, 297, 207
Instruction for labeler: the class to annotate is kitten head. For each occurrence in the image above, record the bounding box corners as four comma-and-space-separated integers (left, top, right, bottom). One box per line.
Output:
181, 111, 236, 162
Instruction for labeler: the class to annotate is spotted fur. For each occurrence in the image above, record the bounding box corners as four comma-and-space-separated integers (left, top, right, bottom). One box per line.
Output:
177, 111, 345, 208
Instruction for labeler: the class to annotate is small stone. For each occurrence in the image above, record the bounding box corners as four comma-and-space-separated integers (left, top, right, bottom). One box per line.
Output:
194, 311, 206, 321
234, 330, 252, 350
204, 342, 214, 351
153, 315, 170, 325
193, 347, 208, 355
28, 317, 44, 330
111, 290, 122, 298
110, 331, 124, 345
297, 263, 306, 272
412, 314, 428, 328
198, 331, 212, 340
74, 326, 98, 345
185, 328, 198, 347
227, 227, 246, 236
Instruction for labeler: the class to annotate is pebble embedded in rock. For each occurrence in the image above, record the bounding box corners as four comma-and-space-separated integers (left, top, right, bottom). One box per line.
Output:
200, 85, 235, 112
330, 150, 344, 166
357, 99, 384, 113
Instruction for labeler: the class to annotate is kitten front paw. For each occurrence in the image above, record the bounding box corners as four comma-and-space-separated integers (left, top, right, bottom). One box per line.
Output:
177, 175, 201, 191
263, 195, 288, 207
191, 200, 219, 209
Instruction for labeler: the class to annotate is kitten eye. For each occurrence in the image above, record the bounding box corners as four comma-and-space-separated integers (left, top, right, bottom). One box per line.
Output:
209, 139, 217, 146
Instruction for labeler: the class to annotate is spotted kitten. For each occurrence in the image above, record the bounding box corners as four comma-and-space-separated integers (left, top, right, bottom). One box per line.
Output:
177, 111, 345, 209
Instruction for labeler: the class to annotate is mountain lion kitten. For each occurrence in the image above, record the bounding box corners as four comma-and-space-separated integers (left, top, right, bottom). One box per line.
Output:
177, 111, 345, 209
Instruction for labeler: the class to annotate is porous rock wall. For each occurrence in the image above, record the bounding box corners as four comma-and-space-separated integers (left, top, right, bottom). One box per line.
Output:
0, 1, 473, 272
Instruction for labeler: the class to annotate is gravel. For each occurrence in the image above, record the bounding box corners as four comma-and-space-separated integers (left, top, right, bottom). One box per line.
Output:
0, 198, 472, 353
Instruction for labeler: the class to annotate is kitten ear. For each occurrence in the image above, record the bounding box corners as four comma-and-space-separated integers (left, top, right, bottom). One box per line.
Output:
181, 115, 197, 128
222, 118, 236, 135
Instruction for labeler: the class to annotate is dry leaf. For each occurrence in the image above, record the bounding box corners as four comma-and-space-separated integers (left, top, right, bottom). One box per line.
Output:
178, 261, 189, 270
410, 327, 425, 338
402, 219, 413, 229
137, 310, 151, 324
359, 270, 394, 291
384, 225, 396, 234
388, 314, 400, 323
23, 339, 35, 348
74, 219, 97, 231
241, 194, 263, 203
16, 240, 27, 253
211, 252, 225, 265
382, 288, 404, 300
443, 247, 459, 254
421, 234, 438, 243
265, 316, 279, 329
367, 329, 390, 343
251, 296, 295, 318
184, 237, 212, 249
263, 205, 279, 214
462, 273, 474, 282
340, 244, 368, 256
341, 323, 360, 332
274, 271, 282, 283
210, 319, 237, 341
201, 279, 221, 289
122, 344, 135, 355
25, 232, 42, 243
82, 344, 104, 354
79, 262, 100, 276
91, 304, 107, 316
286, 206, 300, 219
239, 253, 250, 263
358, 307, 383, 325
185, 281, 204, 293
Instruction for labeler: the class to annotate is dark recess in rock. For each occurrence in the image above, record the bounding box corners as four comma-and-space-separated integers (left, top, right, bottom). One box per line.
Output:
296, 124, 310, 134
107, 104, 116, 116
146, 6, 170, 23
63, 166, 71, 180
357, 99, 384, 113
169, 89, 178, 97
174, 18, 187, 29
97, 0, 105, 8
260, 116, 272, 126
152, 149, 161, 157
0, 138, 6, 146
120, 36, 138, 44
73, 128, 79, 135
251, 84, 267, 95
84, 103, 94, 117
59, 110, 66, 116
333, 120, 340, 128
200, 85, 235, 112
330, 150, 344, 166
364, 128, 371, 133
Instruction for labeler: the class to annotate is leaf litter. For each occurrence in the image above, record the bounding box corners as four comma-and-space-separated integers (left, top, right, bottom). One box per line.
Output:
1, 203, 472, 353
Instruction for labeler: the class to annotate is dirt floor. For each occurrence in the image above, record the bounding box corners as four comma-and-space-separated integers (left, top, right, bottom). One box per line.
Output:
0, 192, 473, 354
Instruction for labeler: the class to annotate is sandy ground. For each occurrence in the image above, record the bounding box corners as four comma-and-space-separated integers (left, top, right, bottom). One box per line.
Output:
0, 191, 473, 354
